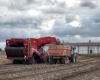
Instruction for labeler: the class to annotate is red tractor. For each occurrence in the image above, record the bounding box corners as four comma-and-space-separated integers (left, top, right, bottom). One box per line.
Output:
5, 36, 77, 64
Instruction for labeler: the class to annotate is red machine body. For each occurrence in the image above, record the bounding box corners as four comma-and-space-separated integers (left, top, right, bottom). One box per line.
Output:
5, 37, 60, 63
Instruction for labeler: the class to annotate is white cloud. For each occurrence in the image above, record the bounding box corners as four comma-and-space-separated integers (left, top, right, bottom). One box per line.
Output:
40, 19, 55, 31
65, 0, 81, 8
69, 21, 81, 28
74, 35, 81, 38
27, 9, 42, 17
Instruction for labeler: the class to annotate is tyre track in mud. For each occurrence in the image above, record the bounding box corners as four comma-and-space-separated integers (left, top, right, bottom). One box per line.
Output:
0, 56, 96, 70
0, 57, 96, 70
56, 64, 99, 80
0, 64, 62, 74
16, 60, 100, 80
0, 58, 97, 75
0, 58, 99, 80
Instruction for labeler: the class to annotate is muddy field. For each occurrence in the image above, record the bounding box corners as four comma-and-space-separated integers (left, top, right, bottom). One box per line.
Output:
0, 54, 100, 80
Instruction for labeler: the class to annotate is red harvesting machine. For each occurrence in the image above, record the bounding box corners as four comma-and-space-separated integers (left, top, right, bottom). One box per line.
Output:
5, 36, 77, 64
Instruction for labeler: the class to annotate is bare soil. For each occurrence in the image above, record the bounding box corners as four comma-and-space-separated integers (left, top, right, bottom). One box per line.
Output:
0, 54, 11, 64
0, 53, 100, 80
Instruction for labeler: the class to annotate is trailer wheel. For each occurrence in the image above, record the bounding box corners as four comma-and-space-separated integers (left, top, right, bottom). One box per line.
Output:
59, 57, 69, 64
65, 57, 69, 64
60, 57, 65, 64
48, 56, 53, 64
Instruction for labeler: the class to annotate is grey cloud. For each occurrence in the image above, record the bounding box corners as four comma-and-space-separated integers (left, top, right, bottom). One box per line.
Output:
8, 0, 55, 10
9, 0, 30, 10
51, 20, 80, 37
93, 18, 100, 23
51, 25, 100, 38
0, 16, 42, 28
43, 2, 67, 15
80, 1, 96, 9
51, 12, 100, 38
91, 13, 100, 24
66, 15, 76, 23
0, 27, 40, 42
43, 7, 66, 15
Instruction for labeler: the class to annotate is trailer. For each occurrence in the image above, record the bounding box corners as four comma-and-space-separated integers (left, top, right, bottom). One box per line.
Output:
47, 45, 77, 64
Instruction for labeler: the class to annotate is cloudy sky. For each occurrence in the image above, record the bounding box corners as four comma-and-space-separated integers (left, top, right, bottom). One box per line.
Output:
0, 0, 100, 49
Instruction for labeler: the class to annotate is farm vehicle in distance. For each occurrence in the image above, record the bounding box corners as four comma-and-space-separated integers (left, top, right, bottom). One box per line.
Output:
5, 36, 77, 64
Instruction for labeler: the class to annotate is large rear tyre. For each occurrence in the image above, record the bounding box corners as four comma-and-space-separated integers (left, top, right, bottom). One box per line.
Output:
31, 56, 36, 64
13, 60, 20, 64
26, 56, 36, 64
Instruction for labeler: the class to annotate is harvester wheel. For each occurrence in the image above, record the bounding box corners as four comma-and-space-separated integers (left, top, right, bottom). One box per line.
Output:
31, 57, 35, 64
30, 56, 36, 64
26, 56, 35, 64
13, 60, 19, 64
